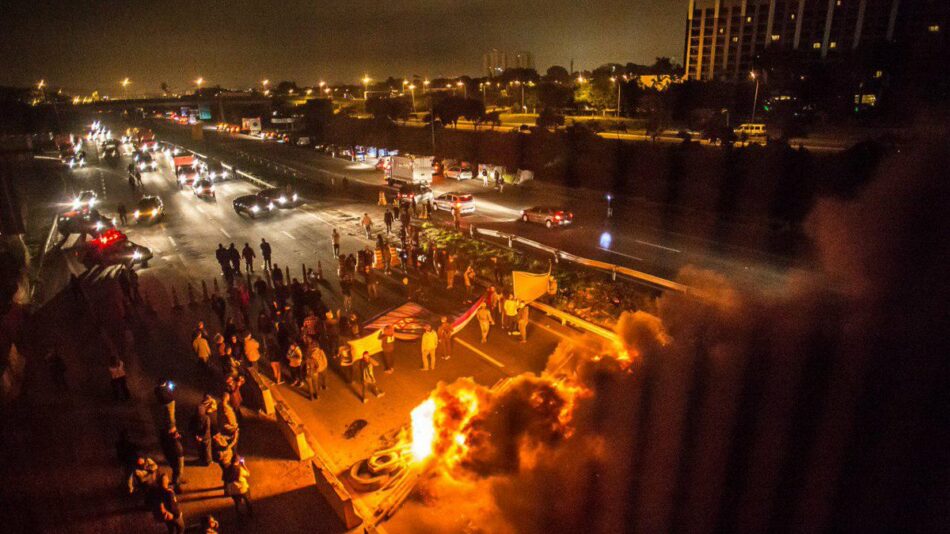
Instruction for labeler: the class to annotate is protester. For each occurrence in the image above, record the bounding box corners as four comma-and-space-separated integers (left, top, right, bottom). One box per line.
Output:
155, 473, 185, 534
380, 324, 396, 373
361, 213, 373, 238
193, 331, 211, 365
109, 356, 131, 401
259, 238, 272, 271
476, 303, 494, 343
331, 228, 341, 257
356, 351, 384, 403
210, 293, 227, 327
384, 209, 394, 234
224, 456, 253, 518
219, 391, 239, 442
463, 264, 476, 297
193, 395, 217, 466
305, 343, 328, 401
286, 340, 304, 386
227, 243, 241, 274
201, 515, 220, 534
420, 324, 438, 371
504, 294, 520, 334
159, 427, 185, 493
241, 243, 256, 273
437, 316, 454, 360
337, 344, 354, 383
243, 332, 260, 369
271, 263, 284, 286
212, 432, 236, 467
517, 303, 530, 343
365, 266, 379, 300
128, 455, 159, 500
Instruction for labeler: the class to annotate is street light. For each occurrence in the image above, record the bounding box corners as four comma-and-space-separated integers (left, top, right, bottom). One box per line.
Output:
750, 71, 760, 122
362, 75, 371, 100
121, 78, 130, 99
605, 193, 613, 218
261, 79, 269, 93
408, 83, 416, 111
195, 77, 204, 91
456, 81, 467, 99
37, 79, 45, 89
306, 88, 313, 96
423, 79, 430, 94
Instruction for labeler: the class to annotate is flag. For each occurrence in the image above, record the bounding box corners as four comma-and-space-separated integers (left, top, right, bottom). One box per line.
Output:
512, 271, 549, 303
348, 330, 383, 358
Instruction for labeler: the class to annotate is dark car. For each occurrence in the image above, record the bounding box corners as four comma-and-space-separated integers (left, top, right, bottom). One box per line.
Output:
85, 229, 152, 268
102, 139, 120, 159
193, 179, 216, 200
521, 206, 574, 228
57, 208, 114, 238
202, 161, 231, 181
176, 166, 200, 188
72, 190, 98, 211
133, 196, 164, 223
66, 151, 87, 169
394, 183, 434, 205
136, 152, 157, 172
233, 195, 275, 219
257, 187, 303, 208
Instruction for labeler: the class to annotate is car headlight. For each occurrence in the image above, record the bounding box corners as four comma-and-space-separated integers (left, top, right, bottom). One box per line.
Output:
149, 210, 157, 218
68, 160, 75, 168
267, 202, 275, 210
94, 222, 103, 231
133, 210, 140, 218
139, 163, 146, 170
221, 171, 229, 178
278, 196, 287, 204
251, 205, 260, 213
132, 251, 142, 260
292, 193, 298, 201
150, 162, 157, 169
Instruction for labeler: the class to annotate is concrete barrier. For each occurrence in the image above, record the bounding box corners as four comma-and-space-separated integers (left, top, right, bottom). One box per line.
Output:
244, 368, 275, 416
274, 400, 314, 461
310, 457, 363, 530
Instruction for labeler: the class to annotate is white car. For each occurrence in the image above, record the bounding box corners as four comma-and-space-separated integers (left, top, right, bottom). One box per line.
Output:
444, 166, 473, 180
433, 192, 475, 215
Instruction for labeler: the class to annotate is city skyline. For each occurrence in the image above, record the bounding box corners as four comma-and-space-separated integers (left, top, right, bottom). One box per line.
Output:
0, 0, 684, 93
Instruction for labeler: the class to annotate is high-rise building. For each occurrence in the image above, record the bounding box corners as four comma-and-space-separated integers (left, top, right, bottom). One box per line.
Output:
683, 0, 946, 81
483, 49, 508, 77
512, 51, 534, 69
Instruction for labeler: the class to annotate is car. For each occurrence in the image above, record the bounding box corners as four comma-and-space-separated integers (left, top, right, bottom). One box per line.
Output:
71, 190, 98, 211
176, 166, 200, 188
132, 149, 145, 162
102, 139, 120, 159
257, 187, 303, 208
202, 161, 231, 181
393, 183, 434, 206
57, 208, 114, 238
444, 166, 474, 180
86, 229, 152, 268
133, 196, 164, 223
136, 152, 157, 172
66, 151, 87, 169
433, 192, 476, 215
521, 206, 574, 228
233, 195, 275, 219
193, 179, 216, 200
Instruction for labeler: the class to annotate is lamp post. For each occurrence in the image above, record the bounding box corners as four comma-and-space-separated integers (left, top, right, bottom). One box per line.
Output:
261, 79, 269, 93
456, 81, 466, 99
408, 84, 416, 111
362, 75, 371, 100
750, 71, 760, 122
480, 82, 487, 103
121, 77, 130, 99
195, 77, 204, 92
606, 193, 613, 218
423, 79, 430, 94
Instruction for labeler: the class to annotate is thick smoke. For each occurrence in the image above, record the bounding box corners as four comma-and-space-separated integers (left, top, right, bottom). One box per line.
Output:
412, 138, 949, 533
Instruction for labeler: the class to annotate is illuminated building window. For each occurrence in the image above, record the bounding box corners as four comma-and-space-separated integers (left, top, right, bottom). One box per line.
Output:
928, 25, 940, 33
829, 41, 837, 49
732, 36, 739, 42
719, 27, 725, 34
771, 34, 781, 41
746, 16, 753, 23
812, 42, 822, 49
874, 70, 883, 78
790, 13, 796, 20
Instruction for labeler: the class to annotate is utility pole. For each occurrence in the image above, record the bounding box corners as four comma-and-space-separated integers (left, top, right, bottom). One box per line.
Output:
750, 71, 760, 122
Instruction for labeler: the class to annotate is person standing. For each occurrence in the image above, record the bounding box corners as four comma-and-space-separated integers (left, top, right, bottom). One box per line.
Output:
227, 243, 241, 275
380, 324, 396, 373
117, 203, 128, 225
361, 213, 373, 238
365, 266, 379, 300
503, 294, 520, 335
452, 204, 462, 231
219, 391, 240, 443
437, 316, 454, 360
340, 277, 353, 313
241, 243, 256, 273
160, 428, 186, 494
337, 343, 355, 383
324, 311, 341, 357
383, 209, 394, 234
356, 351, 384, 403
193, 331, 211, 366
517, 303, 529, 343
210, 293, 226, 327
259, 238, 272, 271
305, 343, 327, 401
331, 228, 341, 257
420, 324, 438, 371
109, 356, 131, 401
445, 255, 457, 290
156, 473, 186, 534
476, 303, 494, 343
193, 395, 217, 466
286, 340, 303, 386
243, 332, 260, 370
271, 263, 284, 286
463, 264, 476, 297
224, 456, 253, 518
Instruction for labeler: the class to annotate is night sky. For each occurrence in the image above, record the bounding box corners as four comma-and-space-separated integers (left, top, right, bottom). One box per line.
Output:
0, 0, 684, 93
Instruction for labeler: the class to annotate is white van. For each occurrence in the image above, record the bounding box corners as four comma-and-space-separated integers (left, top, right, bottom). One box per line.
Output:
734, 123, 768, 145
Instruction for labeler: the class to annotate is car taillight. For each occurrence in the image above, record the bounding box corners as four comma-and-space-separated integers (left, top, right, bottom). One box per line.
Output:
554, 214, 562, 220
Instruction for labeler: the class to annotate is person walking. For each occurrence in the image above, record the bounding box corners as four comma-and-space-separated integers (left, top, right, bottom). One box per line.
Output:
193, 330, 211, 365
503, 294, 520, 335
259, 238, 272, 271
305, 343, 327, 401
476, 303, 494, 343
337, 343, 355, 383
437, 316, 454, 360
109, 356, 131, 401
383, 209, 394, 234
331, 228, 341, 257
380, 324, 396, 373
243, 332, 260, 370
517, 303, 529, 343
219, 391, 240, 443
241, 243, 256, 273
193, 395, 217, 466
223, 456, 253, 518
356, 351, 384, 403
286, 340, 304, 386
160, 427, 186, 494
463, 264, 476, 297
420, 324, 438, 371
365, 266, 379, 300
361, 213, 373, 238
117, 203, 128, 225
155, 473, 186, 534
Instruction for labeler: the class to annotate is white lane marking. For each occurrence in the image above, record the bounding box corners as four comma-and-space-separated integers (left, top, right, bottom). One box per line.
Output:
219, 227, 231, 238
598, 247, 643, 261
281, 230, 297, 240
635, 239, 681, 253
167, 236, 177, 247
455, 338, 505, 368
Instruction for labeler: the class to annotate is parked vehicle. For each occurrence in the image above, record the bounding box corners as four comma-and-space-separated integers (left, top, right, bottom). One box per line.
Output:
387, 155, 434, 185
444, 166, 474, 180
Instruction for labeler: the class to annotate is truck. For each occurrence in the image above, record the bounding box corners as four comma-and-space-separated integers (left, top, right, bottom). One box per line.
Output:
387, 155, 434, 185
241, 117, 262, 136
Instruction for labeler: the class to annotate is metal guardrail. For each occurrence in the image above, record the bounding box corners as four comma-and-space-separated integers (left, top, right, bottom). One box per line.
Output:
528, 300, 620, 344
159, 141, 276, 189
473, 227, 689, 294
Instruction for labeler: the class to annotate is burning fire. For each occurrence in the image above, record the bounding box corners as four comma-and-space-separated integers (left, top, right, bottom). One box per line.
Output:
410, 399, 436, 461
410, 381, 481, 466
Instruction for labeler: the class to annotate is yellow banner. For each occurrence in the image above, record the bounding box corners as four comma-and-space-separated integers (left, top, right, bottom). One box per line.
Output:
512, 271, 549, 304
348, 330, 383, 358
